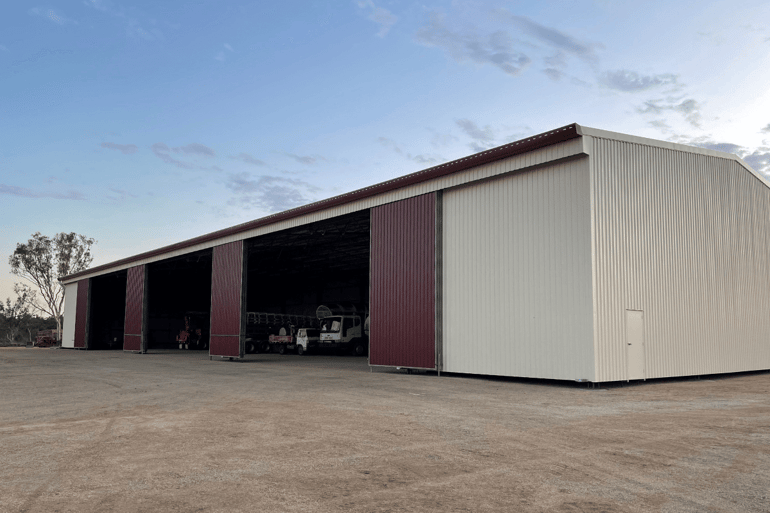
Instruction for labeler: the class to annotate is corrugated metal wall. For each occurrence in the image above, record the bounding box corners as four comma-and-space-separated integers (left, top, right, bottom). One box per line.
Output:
590, 136, 770, 381
123, 265, 145, 352
370, 194, 437, 369
209, 241, 244, 357
442, 159, 595, 380
73, 278, 90, 349
62, 283, 78, 348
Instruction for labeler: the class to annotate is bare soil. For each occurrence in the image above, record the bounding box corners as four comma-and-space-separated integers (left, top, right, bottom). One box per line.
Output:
1, 347, 768, 513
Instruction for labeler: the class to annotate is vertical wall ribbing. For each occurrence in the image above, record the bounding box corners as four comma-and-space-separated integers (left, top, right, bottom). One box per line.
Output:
370, 193, 436, 369
209, 241, 244, 357
591, 136, 770, 381
442, 159, 594, 380
124, 265, 145, 352
73, 278, 90, 349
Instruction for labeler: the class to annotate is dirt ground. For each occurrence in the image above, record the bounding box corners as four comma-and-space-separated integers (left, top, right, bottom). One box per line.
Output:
0, 348, 768, 513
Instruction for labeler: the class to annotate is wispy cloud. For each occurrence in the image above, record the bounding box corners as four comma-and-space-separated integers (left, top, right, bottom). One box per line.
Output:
229, 153, 266, 166
416, 13, 531, 76
600, 70, 679, 92
173, 143, 215, 157
0, 45, 9, 53
108, 187, 138, 200
377, 137, 402, 154
152, 142, 221, 170
0, 184, 85, 200
215, 42, 235, 61
378, 136, 446, 165
83, 0, 110, 12
761, 123, 770, 133
638, 97, 702, 128
126, 18, 161, 41
226, 173, 321, 212
100, 142, 138, 154
28, 7, 78, 25
357, 0, 397, 37
284, 153, 323, 165
500, 13, 601, 65
152, 143, 194, 169
456, 119, 497, 152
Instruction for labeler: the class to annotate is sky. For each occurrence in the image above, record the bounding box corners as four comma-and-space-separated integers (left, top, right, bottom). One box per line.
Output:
2, 0, 770, 302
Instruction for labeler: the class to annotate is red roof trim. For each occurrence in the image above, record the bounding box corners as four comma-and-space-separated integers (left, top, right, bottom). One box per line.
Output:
62, 123, 581, 281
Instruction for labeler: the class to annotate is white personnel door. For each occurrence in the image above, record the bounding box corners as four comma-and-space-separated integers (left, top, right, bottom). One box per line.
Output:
626, 310, 645, 380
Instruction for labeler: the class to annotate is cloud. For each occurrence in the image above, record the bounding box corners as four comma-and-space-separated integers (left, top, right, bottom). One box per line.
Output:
543, 68, 563, 81
226, 173, 321, 212
698, 142, 743, 154
600, 70, 679, 92
505, 14, 600, 63
456, 119, 496, 151
224, 43, 234, 52
100, 142, 138, 154
428, 130, 458, 148
230, 153, 266, 166
108, 187, 138, 200
28, 7, 78, 25
173, 143, 215, 157
357, 0, 397, 37
83, 0, 110, 12
0, 184, 85, 200
743, 151, 770, 173
638, 97, 702, 127
127, 19, 161, 41
0, 45, 9, 53
284, 153, 322, 165
377, 137, 402, 154
761, 123, 770, 133
408, 154, 444, 165
416, 13, 531, 76
152, 142, 221, 170
648, 119, 671, 131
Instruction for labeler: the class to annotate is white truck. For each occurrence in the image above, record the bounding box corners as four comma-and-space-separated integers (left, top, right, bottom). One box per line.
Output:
295, 327, 320, 355
316, 305, 368, 356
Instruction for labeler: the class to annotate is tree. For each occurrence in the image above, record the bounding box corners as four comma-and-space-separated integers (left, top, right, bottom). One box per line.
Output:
9, 232, 96, 339
0, 291, 32, 345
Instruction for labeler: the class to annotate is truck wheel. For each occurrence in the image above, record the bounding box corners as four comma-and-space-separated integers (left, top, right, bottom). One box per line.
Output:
297, 345, 305, 356
277, 345, 285, 355
352, 342, 365, 356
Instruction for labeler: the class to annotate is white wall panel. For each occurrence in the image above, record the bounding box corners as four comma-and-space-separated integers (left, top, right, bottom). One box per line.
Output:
589, 136, 770, 381
442, 159, 595, 380
63, 138, 584, 283
62, 282, 77, 348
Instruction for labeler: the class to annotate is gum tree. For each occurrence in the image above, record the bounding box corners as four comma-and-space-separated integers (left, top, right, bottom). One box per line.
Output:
9, 232, 95, 339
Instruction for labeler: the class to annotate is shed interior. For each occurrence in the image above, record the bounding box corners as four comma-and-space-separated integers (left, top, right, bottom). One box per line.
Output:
87, 270, 127, 350
146, 250, 212, 351
244, 210, 371, 354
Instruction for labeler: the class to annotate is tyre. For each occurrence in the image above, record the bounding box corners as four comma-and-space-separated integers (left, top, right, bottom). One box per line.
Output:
297, 345, 305, 355
277, 345, 285, 355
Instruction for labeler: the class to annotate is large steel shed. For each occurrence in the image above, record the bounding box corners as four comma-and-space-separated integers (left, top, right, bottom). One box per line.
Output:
60, 124, 770, 383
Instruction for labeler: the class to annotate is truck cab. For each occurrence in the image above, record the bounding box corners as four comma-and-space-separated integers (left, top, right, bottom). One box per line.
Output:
319, 315, 367, 355
295, 328, 320, 355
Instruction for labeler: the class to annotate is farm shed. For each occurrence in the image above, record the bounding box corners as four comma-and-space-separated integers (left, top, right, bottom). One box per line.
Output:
60, 124, 770, 383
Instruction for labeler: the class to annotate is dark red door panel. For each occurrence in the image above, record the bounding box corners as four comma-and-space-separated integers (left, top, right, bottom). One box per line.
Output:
210, 241, 244, 357
370, 193, 436, 369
